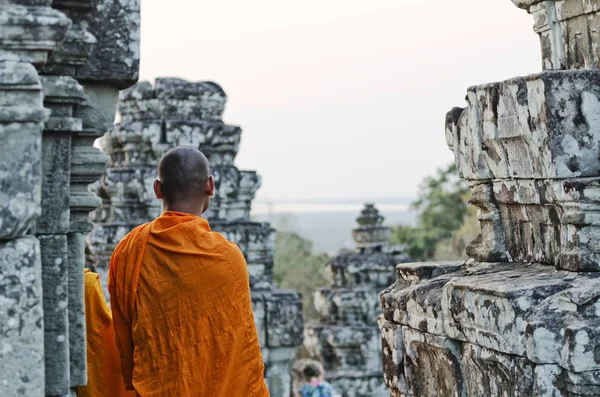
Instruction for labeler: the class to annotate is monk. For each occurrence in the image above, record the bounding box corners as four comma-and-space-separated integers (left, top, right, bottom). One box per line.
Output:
76, 268, 135, 397
108, 146, 269, 396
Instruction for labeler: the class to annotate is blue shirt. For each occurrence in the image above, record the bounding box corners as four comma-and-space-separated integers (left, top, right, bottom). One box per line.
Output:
300, 381, 338, 397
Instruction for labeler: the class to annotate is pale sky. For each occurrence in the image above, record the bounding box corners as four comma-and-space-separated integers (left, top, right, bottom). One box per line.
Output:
140, 0, 541, 202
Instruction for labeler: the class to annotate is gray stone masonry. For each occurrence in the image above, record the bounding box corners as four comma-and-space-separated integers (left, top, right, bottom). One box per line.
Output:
0, 1, 139, 396
304, 204, 411, 397
89, 78, 304, 397
379, 1, 600, 396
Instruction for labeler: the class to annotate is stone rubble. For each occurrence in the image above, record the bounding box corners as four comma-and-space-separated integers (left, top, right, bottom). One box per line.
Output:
0, 0, 139, 396
304, 204, 411, 397
380, 1, 600, 396
89, 78, 304, 397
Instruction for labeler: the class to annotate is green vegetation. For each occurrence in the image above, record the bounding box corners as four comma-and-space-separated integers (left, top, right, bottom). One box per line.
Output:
390, 163, 478, 261
273, 231, 330, 321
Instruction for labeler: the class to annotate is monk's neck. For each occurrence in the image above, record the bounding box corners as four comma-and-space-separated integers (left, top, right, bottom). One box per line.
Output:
162, 202, 205, 218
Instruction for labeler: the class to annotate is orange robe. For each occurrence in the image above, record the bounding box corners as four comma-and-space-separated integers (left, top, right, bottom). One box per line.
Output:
76, 269, 136, 397
108, 211, 269, 397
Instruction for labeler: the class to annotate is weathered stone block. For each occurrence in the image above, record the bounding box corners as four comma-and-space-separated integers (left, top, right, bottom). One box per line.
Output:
0, 236, 44, 397
442, 264, 574, 356
265, 288, 304, 347
118, 79, 226, 123
380, 262, 463, 336
462, 343, 535, 396
314, 287, 380, 325
0, 121, 43, 238
75, 0, 140, 88
329, 250, 397, 289
263, 347, 295, 397
534, 365, 600, 396
100, 166, 160, 223
37, 131, 71, 234
42, 20, 96, 76
154, 78, 226, 121
0, 60, 47, 239
560, 369, 600, 396
207, 166, 261, 222
167, 120, 241, 164
378, 317, 407, 395
533, 364, 563, 397
451, 71, 600, 180
403, 326, 465, 397
444, 71, 600, 270
326, 372, 388, 397
381, 276, 449, 336
525, 276, 600, 372
0, 4, 71, 67
304, 323, 381, 373
68, 232, 87, 387
465, 182, 508, 262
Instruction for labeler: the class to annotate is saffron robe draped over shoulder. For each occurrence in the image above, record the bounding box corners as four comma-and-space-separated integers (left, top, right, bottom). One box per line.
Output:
75, 269, 135, 397
108, 211, 268, 397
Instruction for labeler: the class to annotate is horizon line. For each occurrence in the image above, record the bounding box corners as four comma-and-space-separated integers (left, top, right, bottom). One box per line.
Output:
254, 196, 415, 205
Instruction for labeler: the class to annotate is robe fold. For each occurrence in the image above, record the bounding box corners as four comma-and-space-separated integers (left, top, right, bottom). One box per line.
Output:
109, 211, 269, 397
75, 269, 135, 397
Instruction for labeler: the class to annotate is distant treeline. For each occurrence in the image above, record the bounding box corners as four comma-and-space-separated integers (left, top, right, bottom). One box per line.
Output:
389, 163, 478, 262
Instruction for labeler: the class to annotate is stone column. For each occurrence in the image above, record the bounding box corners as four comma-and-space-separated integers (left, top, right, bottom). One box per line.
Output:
90, 78, 304, 397
67, 0, 139, 391
303, 204, 411, 397
0, 0, 139, 395
379, 1, 600, 396
0, 2, 70, 396
37, 75, 86, 395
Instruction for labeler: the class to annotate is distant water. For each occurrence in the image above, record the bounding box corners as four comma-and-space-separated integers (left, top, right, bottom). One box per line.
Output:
251, 200, 418, 255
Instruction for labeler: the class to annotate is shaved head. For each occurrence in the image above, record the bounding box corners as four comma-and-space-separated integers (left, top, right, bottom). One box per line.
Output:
156, 147, 212, 209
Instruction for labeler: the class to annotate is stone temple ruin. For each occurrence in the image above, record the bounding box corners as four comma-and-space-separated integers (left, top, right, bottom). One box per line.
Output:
0, 0, 140, 396
6, 0, 600, 396
304, 204, 410, 397
89, 78, 304, 397
379, 1, 600, 396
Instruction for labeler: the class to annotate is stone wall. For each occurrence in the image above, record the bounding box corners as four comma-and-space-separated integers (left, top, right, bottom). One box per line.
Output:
0, 1, 139, 396
304, 204, 410, 397
378, 1, 600, 396
89, 78, 304, 397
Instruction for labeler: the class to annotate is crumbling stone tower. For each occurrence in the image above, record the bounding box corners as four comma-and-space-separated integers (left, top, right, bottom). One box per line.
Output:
304, 204, 410, 397
0, 1, 139, 396
379, 1, 600, 396
89, 78, 304, 397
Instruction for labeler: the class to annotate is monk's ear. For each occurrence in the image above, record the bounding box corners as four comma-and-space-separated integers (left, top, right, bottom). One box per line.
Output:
206, 175, 215, 197
154, 179, 163, 199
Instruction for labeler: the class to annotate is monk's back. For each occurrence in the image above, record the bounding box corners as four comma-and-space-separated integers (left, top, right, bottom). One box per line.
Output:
119, 212, 266, 396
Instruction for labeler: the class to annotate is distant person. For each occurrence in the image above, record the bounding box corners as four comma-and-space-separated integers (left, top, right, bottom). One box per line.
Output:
109, 147, 269, 396
75, 268, 134, 397
299, 363, 341, 397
